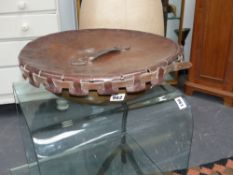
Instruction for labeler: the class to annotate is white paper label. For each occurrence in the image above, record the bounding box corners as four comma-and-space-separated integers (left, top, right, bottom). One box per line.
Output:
175, 97, 187, 110
110, 93, 126, 102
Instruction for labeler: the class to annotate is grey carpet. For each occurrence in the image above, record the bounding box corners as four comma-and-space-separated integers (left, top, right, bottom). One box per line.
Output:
0, 105, 27, 175
0, 91, 233, 175
187, 92, 233, 166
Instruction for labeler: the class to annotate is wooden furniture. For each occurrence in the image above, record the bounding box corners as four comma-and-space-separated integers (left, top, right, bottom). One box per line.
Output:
19, 29, 187, 104
185, 0, 233, 106
0, 0, 76, 104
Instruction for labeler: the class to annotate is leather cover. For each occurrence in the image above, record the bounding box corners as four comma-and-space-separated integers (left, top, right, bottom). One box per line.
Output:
19, 29, 184, 96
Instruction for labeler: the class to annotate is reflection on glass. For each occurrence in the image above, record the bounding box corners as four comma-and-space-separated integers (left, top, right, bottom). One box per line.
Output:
33, 130, 85, 145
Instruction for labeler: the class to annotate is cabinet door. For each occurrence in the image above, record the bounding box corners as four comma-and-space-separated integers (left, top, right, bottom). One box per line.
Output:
0, 14, 59, 40
0, 40, 30, 67
0, 0, 56, 14
189, 0, 233, 89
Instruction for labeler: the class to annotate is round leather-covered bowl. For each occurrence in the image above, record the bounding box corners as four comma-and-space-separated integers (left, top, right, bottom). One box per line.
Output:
19, 29, 184, 104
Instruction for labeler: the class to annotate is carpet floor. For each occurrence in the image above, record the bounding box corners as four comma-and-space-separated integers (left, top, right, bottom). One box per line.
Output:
170, 157, 233, 175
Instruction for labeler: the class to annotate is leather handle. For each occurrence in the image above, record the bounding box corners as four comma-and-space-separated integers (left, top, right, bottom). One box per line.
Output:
89, 46, 130, 61
71, 46, 130, 66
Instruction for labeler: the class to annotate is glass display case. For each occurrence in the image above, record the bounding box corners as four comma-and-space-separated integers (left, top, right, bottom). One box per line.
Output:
11, 82, 193, 175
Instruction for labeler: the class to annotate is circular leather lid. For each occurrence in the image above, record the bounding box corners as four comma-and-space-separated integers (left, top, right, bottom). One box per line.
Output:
19, 29, 182, 96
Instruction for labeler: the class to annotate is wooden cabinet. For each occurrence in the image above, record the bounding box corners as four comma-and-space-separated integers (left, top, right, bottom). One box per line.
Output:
0, 14, 59, 39
185, 0, 233, 106
0, 0, 77, 104
0, 0, 59, 104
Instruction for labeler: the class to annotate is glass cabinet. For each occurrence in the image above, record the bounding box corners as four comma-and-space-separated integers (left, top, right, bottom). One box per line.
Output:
11, 82, 193, 175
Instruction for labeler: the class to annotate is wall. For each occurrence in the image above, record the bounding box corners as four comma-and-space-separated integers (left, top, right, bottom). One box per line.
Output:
58, 0, 78, 30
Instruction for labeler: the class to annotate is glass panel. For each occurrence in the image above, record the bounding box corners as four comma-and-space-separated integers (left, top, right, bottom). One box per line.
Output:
164, 0, 183, 41
13, 82, 193, 175
167, 0, 182, 19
